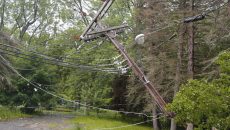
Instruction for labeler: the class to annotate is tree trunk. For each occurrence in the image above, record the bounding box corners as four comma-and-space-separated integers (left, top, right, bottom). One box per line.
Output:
0, 0, 6, 31
171, 0, 186, 129
186, 123, 193, 130
212, 127, 218, 130
19, 0, 38, 40
186, 0, 195, 129
84, 102, 87, 115
187, 0, 195, 79
175, 16, 185, 95
228, 0, 230, 16
170, 119, 177, 130
152, 103, 160, 130
187, 22, 194, 79
171, 22, 185, 130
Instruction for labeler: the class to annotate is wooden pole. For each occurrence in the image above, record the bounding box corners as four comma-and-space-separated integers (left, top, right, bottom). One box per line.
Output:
105, 32, 174, 117
80, 0, 174, 118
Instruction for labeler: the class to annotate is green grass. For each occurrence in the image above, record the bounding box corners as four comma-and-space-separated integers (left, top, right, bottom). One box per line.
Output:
69, 111, 152, 130
0, 107, 29, 121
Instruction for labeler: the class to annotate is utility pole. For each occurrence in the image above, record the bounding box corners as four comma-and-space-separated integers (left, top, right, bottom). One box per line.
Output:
80, 0, 174, 117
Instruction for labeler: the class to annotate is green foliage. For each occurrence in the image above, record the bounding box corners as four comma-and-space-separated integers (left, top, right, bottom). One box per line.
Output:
216, 51, 230, 74
70, 115, 152, 130
0, 107, 28, 121
168, 51, 230, 130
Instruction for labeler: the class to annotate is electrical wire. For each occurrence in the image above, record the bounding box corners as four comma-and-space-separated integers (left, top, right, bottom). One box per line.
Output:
15, 35, 120, 62
0, 47, 117, 71
15, 44, 111, 64
0, 43, 128, 70
0, 43, 119, 68
15, 67, 38, 71
0, 55, 159, 118
145, 1, 229, 36
93, 120, 153, 130
93, 116, 165, 130
0, 48, 119, 74
0, 48, 130, 75
0, 43, 132, 74
2, 0, 226, 120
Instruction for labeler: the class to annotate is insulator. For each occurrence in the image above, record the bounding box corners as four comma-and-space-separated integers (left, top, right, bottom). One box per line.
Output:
121, 68, 127, 74
114, 60, 119, 65
135, 34, 145, 45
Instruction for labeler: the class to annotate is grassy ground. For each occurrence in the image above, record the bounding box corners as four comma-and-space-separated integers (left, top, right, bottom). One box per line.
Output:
0, 107, 29, 121
68, 110, 152, 130
70, 116, 152, 130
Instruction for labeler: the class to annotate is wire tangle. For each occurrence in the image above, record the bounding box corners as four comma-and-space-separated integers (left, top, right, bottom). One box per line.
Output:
0, 43, 132, 74
0, 55, 160, 118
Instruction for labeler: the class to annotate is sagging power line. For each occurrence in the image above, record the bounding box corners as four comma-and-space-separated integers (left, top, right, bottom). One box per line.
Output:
0, 43, 130, 74
0, 54, 161, 118
0, 48, 119, 74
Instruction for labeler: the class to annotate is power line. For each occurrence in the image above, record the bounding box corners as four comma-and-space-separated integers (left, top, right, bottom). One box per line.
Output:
184, 1, 228, 23
0, 43, 116, 67
0, 55, 159, 118
14, 67, 38, 71
0, 47, 117, 71
0, 43, 129, 71
0, 43, 132, 74
0, 43, 117, 67
94, 120, 153, 130
93, 116, 165, 130
145, 1, 229, 36
12, 38, 120, 62
0, 48, 119, 74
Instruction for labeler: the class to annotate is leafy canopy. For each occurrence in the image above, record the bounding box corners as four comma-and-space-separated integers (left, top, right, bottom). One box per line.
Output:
168, 50, 230, 130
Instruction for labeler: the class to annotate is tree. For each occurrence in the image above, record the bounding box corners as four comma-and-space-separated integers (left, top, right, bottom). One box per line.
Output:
0, 32, 19, 105
0, 0, 6, 31
168, 51, 230, 130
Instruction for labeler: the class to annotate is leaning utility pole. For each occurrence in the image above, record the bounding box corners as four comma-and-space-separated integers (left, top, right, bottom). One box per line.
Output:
80, 0, 174, 117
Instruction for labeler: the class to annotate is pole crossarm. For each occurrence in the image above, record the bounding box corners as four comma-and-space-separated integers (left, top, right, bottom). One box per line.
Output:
80, 0, 174, 118
81, 24, 129, 42
80, 0, 115, 39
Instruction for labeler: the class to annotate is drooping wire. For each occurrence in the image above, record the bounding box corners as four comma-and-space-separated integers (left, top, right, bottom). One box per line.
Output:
16, 41, 119, 63
10, 31, 128, 67
0, 43, 128, 70
0, 48, 120, 74
13, 25, 120, 63
0, 48, 131, 75
0, 42, 132, 74
0, 55, 160, 118
93, 116, 165, 130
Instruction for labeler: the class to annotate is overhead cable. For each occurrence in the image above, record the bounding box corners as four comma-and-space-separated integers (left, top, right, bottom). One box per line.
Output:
0, 43, 126, 69
93, 116, 165, 130
144, 1, 229, 36
0, 48, 119, 74
0, 55, 159, 118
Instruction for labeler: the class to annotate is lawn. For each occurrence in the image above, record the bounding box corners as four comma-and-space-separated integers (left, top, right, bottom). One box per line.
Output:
0, 107, 28, 121
70, 115, 152, 130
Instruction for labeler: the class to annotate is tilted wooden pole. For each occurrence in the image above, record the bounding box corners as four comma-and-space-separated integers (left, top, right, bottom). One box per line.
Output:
80, 0, 174, 117
105, 32, 174, 117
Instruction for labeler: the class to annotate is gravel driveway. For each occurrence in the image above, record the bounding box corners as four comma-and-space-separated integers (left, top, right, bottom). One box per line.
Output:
0, 113, 76, 130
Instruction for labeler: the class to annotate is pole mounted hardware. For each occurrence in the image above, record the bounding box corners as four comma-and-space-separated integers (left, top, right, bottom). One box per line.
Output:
80, 0, 175, 118
81, 24, 129, 42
